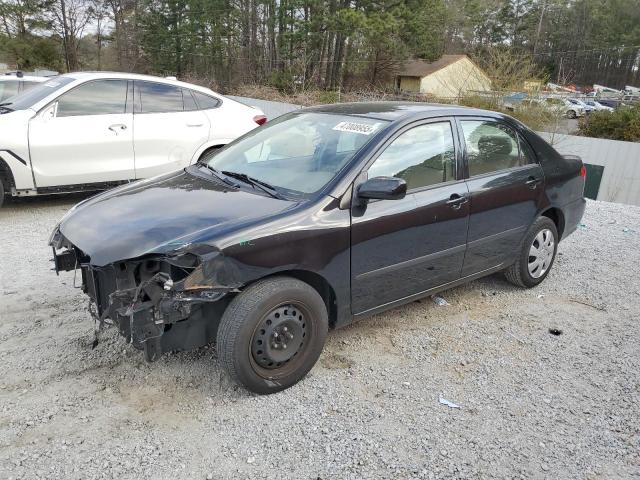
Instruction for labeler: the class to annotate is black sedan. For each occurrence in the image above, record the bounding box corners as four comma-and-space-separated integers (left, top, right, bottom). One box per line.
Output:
50, 102, 586, 394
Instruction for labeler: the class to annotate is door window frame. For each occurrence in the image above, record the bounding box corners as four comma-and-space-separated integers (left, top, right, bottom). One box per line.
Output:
358, 117, 464, 196
455, 116, 540, 180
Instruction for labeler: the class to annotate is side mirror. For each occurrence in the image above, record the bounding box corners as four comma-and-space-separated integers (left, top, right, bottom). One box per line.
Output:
357, 176, 407, 201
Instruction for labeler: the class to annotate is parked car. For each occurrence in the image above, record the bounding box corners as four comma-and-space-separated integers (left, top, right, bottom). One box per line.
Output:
593, 98, 620, 109
583, 99, 614, 112
511, 97, 584, 118
50, 103, 586, 394
0, 72, 265, 207
543, 97, 585, 118
567, 98, 595, 114
0, 72, 47, 102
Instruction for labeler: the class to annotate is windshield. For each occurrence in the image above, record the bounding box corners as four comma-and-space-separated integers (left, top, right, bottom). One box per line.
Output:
206, 112, 388, 195
0, 80, 20, 102
2, 76, 74, 110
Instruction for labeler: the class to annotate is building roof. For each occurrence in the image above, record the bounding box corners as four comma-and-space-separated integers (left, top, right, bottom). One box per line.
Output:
397, 55, 469, 78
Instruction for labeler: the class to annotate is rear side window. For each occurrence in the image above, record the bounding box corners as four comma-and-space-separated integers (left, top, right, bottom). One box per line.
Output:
56, 80, 128, 117
368, 122, 456, 190
137, 82, 183, 113
461, 120, 522, 176
192, 91, 220, 110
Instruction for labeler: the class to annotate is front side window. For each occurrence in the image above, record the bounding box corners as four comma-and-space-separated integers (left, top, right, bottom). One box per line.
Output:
461, 120, 522, 176
368, 122, 456, 190
137, 82, 183, 113
207, 113, 388, 195
0, 80, 20, 102
56, 80, 128, 117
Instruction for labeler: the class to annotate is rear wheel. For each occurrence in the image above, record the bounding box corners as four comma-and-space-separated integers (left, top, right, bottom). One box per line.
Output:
216, 276, 328, 394
0, 180, 5, 208
567, 109, 577, 119
504, 216, 558, 288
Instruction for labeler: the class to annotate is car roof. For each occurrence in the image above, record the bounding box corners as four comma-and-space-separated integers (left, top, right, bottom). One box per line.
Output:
300, 101, 501, 122
61, 71, 215, 94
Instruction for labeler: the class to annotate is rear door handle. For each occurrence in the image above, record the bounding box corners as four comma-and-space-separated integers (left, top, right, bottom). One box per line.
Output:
186, 123, 203, 127
108, 124, 127, 135
446, 193, 468, 210
525, 176, 542, 189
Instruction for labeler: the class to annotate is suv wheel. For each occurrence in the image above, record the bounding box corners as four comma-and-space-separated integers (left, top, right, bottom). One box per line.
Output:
0, 180, 5, 208
216, 276, 328, 394
504, 216, 558, 288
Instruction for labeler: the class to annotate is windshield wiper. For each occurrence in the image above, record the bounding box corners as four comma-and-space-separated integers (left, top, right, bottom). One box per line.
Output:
221, 171, 285, 199
0, 105, 14, 113
196, 163, 239, 187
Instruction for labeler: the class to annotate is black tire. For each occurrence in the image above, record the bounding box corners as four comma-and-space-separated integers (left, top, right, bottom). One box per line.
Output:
504, 216, 559, 288
567, 109, 577, 119
216, 276, 328, 394
0, 180, 4, 208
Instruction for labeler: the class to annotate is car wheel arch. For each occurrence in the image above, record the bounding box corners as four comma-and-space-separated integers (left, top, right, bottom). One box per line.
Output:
241, 269, 338, 329
0, 158, 16, 191
540, 207, 565, 240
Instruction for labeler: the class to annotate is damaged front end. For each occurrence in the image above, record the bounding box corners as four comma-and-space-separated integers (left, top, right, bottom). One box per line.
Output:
50, 228, 242, 362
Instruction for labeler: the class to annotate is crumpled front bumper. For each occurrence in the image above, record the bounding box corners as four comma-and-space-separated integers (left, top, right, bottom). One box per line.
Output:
50, 227, 239, 361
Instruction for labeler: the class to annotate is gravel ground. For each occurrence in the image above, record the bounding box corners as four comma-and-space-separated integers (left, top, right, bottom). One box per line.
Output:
1, 196, 639, 480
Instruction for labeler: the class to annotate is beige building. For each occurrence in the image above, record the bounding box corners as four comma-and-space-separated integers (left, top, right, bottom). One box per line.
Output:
394, 55, 492, 98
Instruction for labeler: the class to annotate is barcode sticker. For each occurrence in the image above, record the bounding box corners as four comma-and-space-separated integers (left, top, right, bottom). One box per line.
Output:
333, 121, 377, 135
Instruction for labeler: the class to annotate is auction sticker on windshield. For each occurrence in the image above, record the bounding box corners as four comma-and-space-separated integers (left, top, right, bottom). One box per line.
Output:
333, 121, 378, 135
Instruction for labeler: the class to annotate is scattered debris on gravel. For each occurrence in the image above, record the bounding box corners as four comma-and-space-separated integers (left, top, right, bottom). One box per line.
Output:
1, 196, 639, 479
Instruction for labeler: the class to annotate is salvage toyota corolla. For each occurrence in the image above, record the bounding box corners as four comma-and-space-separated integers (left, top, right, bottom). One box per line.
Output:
50, 102, 586, 394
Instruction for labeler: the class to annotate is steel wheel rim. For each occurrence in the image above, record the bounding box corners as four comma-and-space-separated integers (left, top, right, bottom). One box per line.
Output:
249, 302, 312, 379
528, 228, 554, 278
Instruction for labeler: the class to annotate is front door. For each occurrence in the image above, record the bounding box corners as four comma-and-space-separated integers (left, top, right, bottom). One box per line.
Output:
132, 81, 210, 179
458, 118, 545, 276
350, 119, 469, 314
29, 79, 135, 187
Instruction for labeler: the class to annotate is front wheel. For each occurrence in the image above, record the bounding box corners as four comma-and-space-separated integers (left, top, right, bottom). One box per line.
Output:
504, 216, 558, 288
216, 276, 328, 394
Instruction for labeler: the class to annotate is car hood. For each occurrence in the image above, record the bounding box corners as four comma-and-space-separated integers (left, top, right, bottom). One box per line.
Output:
57, 169, 299, 266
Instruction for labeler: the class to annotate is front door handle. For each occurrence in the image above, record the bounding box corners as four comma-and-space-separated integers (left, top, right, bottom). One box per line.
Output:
446, 193, 468, 210
525, 176, 542, 189
186, 123, 203, 127
108, 124, 127, 135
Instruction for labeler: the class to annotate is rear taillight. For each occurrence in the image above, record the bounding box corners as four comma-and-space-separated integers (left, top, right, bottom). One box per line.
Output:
580, 165, 587, 178
253, 115, 267, 126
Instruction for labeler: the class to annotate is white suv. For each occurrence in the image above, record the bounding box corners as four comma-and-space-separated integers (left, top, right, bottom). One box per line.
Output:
0, 72, 265, 206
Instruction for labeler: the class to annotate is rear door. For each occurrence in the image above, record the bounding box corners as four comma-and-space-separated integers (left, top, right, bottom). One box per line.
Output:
29, 79, 135, 187
132, 81, 210, 179
457, 117, 545, 276
350, 118, 469, 314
